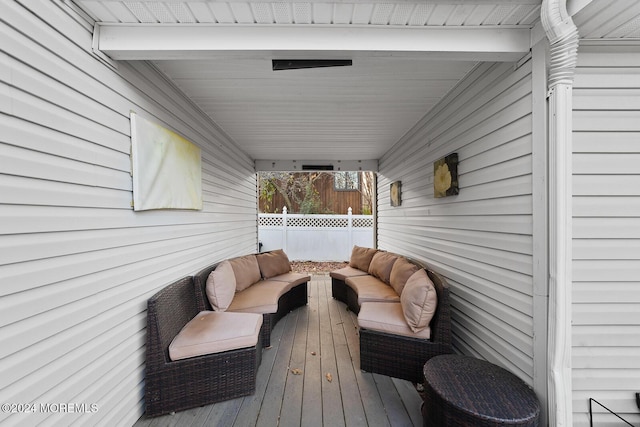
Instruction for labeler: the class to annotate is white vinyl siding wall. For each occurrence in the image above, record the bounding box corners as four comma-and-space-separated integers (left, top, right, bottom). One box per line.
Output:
1, 2, 257, 426
377, 58, 542, 388
571, 45, 640, 427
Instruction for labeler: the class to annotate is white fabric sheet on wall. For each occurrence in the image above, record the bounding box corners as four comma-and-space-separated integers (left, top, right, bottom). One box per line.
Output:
131, 113, 203, 211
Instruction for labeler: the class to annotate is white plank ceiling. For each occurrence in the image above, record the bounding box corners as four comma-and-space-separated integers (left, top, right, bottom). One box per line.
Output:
75, 0, 640, 164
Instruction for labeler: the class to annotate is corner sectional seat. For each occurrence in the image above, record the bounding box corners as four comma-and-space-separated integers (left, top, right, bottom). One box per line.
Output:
194, 249, 310, 347
330, 246, 453, 383
145, 249, 309, 417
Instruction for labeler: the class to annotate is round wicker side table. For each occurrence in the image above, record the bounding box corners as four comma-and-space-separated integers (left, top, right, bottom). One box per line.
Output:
422, 355, 540, 427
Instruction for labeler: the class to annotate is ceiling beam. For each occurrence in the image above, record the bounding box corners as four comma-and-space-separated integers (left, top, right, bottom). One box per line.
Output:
95, 24, 531, 61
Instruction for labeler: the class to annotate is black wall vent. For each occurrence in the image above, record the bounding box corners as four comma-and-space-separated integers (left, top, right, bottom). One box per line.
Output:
272, 60, 352, 71
302, 165, 334, 171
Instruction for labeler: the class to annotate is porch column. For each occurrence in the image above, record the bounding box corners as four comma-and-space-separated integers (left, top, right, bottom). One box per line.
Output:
541, 1, 579, 426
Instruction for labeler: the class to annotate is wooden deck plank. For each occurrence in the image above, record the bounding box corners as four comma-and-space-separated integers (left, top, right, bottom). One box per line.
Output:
318, 276, 347, 427
392, 378, 424, 427
326, 278, 368, 427
301, 277, 323, 427
340, 303, 393, 427
233, 306, 288, 426
279, 298, 310, 426
256, 310, 299, 427
134, 276, 423, 427
374, 374, 415, 427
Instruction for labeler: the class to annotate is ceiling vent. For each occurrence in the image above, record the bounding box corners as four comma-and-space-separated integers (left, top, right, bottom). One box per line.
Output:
272, 59, 352, 71
302, 165, 334, 171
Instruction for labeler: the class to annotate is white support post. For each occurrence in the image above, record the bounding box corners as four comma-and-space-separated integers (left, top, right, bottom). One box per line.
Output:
282, 206, 288, 253
347, 207, 353, 255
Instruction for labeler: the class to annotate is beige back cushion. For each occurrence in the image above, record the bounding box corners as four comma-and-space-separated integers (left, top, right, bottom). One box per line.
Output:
400, 269, 438, 333
206, 260, 236, 311
367, 251, 398, 284
229, 255, 262, 292
349, 246, 378, 271
389, 257, 421, 295
256, 249, 291, 279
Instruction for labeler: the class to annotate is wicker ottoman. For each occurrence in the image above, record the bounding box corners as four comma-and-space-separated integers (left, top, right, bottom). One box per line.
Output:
422, 355, 540, 427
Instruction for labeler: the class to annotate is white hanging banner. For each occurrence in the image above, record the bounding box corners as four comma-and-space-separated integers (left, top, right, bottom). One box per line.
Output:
131, 113, 202, 211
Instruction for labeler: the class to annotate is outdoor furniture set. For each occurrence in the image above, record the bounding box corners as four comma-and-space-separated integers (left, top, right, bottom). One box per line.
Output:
329, 245, 454, 383
144, 249, 310, 417
144, 246, 539, 425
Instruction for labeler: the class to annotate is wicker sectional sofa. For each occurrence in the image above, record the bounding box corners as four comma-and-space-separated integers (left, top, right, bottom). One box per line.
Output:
145, 249, 310, 417
330, 246, 453, 383
193, 249, 310, 347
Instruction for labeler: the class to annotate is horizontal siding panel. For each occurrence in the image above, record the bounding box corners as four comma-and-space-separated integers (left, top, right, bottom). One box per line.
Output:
573, 303, 640, 325
453, 287, 533, 335
574, 175, 640, 196
573, 369, 640, 390
1, 114, 130, 172
378, 58, 536, 388
1, 143, 132, 190
574, 217, 640, 238
574, 110, 640, 131
574, 239, 640, 260
574, 282, 640, 303
574, 259, 640, 282
1, 82, 131, 154
573, 153, 640, 174
452, 305, 533, 375
461, 153, 532, 186
574, 69, 640, 88
2, 1, 258, 424
3, 51, 130, 135
574, 196, 640, 217
0, 174, 132, 209
379, 224, 532, 256
573, 325, 640, 347
573, 347, 640, 369
574, 131, 640, 153
0, 205, 255, 235
573, 88, 640, 109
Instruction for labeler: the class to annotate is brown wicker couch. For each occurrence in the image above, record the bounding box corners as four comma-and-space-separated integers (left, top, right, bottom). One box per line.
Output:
330, 247, 453, 383
145, 276, 263, 417
193, 250, 310, 347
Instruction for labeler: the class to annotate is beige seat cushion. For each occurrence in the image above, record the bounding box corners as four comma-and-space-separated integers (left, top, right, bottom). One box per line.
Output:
368, 251, 398, 284
228, 280, 291, 314
256, 249, 292, 279
389, 257, 421, 296
358, 302, 430, 339
346, 275, 400, 304
229, 255, 261, 292
400, 269, 438, 333
268, 272, 310, 290
349, 246, 378, 272
206, 260, 236, 311
329, 266, 369, 281
169, 311, 263, 361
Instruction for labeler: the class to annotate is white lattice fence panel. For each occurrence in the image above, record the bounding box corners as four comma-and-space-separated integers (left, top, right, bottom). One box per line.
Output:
286, 216, 348, 228
353, 217, 374, 227
258, 212, 374, 261
259, 216, 283, 227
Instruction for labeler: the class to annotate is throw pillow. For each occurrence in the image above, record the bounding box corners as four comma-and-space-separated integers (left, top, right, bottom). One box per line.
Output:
400, 269, 438, 333
389, 257, 421, 295
349, 246, 378, 271
206, 261, 236, 311
229, 255, 262, 292
367, 251, 398, 284
256, 249, 291, 279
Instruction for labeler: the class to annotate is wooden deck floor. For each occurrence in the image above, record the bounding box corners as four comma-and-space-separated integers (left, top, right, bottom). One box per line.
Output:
135, 275, 424, 427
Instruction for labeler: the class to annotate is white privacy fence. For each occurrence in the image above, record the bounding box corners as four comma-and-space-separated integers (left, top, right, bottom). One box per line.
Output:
258, 207, 374, 261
